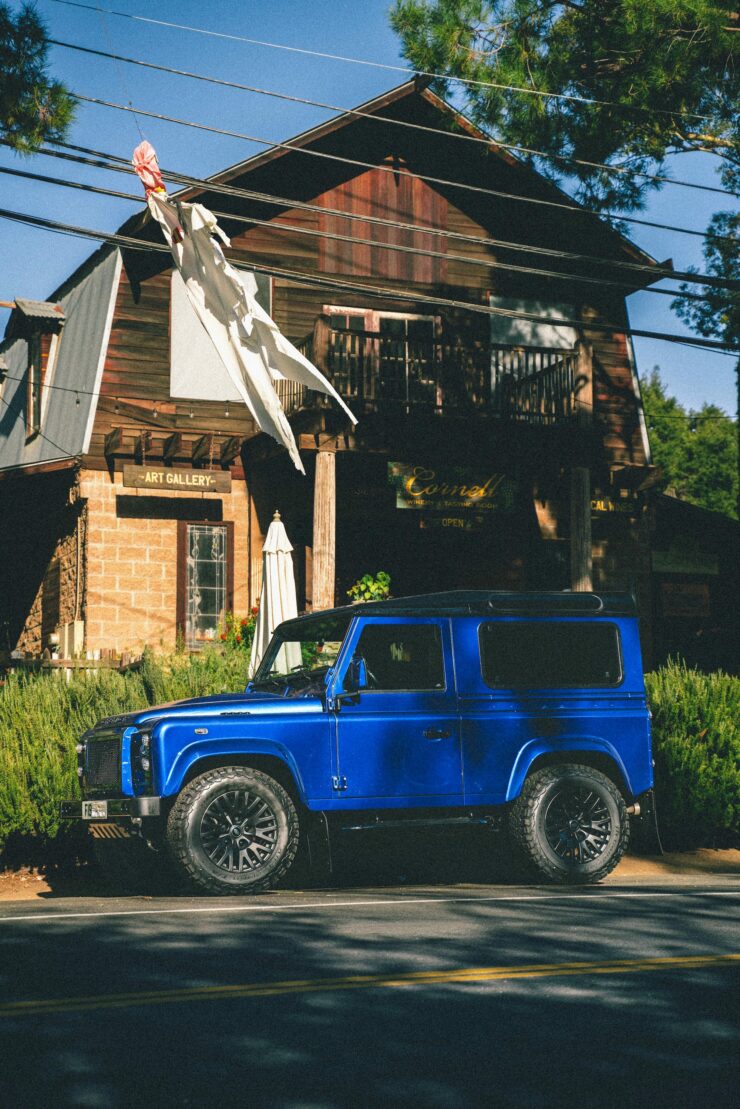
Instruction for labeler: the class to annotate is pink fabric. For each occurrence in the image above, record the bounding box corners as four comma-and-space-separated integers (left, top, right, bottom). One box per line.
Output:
132, 141, 165, 197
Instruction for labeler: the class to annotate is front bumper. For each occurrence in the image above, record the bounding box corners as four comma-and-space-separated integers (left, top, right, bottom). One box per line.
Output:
60, 797, 162, 821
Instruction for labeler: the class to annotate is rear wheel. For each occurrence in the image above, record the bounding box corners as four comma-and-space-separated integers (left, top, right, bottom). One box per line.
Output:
508, 764, 629, 884
166, 767, 300, 895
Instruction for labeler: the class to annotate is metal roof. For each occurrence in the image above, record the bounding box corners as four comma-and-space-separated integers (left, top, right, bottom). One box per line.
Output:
0, 248, 121, 473
13, 299, 65, 323
279, 591, 637, 631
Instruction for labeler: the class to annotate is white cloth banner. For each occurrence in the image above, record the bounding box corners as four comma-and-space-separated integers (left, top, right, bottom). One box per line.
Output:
133, 142, 356, 472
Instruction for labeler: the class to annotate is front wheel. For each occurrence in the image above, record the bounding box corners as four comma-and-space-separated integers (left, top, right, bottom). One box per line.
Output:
508, 764, 630, 884
166, 767, 300, 895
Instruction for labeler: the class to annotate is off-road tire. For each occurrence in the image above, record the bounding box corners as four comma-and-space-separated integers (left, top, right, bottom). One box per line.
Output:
166, 766, 300, 895
508, 764, 630, 885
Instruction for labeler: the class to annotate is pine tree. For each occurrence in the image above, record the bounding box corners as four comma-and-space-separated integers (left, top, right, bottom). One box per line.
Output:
0, 2, 75, 151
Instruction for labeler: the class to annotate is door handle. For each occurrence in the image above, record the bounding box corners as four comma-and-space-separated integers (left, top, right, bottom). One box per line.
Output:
423, 728, 452, 739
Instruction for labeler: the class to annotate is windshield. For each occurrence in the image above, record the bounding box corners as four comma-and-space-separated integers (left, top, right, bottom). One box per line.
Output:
251, 614, 353, 692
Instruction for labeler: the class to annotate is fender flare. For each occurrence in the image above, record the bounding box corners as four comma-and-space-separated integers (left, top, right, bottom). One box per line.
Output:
162, 738, 306, 802
506, 737, 633, 803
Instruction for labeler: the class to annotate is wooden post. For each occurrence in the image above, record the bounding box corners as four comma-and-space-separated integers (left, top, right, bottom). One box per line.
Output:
570, 341, 593, 592
312, 450, 336, 611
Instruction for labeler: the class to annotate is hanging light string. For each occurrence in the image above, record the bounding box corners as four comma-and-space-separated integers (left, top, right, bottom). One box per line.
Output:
50, 39, 737, 198
0, 204, 736, 353
49, 0, 719, 125
0, 163, 713, 303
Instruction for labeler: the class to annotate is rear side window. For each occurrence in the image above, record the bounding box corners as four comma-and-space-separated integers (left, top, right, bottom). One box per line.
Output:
479, 622, 623, 688
353, 624, 445, 691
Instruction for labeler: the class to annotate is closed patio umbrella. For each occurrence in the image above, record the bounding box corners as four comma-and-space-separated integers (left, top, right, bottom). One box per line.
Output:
248, 511, 302, 678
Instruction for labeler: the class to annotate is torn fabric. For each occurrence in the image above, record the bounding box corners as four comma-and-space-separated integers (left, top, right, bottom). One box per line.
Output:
132, 141, 357, 473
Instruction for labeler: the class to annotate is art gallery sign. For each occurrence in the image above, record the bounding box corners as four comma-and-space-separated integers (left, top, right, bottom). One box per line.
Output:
122, 464, 232, 493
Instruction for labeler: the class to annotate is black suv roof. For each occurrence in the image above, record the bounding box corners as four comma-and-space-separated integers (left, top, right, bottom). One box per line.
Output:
280, 591, 636, 633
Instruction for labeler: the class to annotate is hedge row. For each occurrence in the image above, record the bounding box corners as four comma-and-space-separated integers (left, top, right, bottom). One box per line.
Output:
0, 649, 248, 850
645, 662, 739, 850
0, 656, 737, 854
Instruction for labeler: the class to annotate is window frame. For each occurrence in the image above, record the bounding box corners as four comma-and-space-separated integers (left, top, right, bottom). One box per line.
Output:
351, 620, 447, 694
176, 519, 234, 648
478, 619, 624, 690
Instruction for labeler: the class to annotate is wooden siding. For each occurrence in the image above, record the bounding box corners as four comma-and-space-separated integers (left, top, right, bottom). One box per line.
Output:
85, 137, 647, 470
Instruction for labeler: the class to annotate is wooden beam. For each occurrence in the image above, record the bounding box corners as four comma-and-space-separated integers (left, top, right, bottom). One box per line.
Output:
163, 432, 182, 461
192, 434, 214, 463
312, 451, 336, 611
104, 427, 123, 456
570, 341, 593, 592
134, 431, 153, 464
220, 435, 243, 466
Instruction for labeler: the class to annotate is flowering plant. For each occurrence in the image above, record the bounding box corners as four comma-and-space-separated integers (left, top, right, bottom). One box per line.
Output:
219, 604, 259, 651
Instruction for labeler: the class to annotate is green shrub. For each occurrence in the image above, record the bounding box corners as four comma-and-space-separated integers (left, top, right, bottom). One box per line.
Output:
646, 662, 740, 850
347, 571, 391, 603
0, 649, 249, 851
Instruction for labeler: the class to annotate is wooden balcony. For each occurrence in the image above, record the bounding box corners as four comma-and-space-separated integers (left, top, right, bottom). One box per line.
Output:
285, 322, 580, 426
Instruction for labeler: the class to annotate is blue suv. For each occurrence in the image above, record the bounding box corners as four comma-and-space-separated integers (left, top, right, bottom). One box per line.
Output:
62, 591, 656, 892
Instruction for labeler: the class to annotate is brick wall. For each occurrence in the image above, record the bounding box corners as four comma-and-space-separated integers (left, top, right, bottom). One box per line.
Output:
79, 470, 250, 654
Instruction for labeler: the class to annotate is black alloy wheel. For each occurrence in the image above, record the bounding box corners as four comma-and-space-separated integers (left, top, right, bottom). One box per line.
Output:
508, 763, 630, 884
167, 766, 300, 894
543, 786, 612, 864
199, 788, 279, 873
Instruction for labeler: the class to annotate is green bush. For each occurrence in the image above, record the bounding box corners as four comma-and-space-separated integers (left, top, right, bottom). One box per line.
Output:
646, 662, 740, 850
0, 649, 249, 851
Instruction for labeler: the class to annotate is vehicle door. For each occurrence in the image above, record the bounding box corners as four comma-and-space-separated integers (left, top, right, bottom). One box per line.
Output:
330, 617, 462, 806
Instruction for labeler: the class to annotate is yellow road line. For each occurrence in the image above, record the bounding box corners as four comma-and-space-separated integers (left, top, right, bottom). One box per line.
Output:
2, 954, 737, 1018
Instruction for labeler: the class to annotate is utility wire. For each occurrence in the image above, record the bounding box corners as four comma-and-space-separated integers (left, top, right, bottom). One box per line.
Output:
0, 204, 736, 354
53, 39, 737, 198
39, 136, 740, 292
0, 163, 710, 303
50, 0, 715, 124
38, 114, 738, 249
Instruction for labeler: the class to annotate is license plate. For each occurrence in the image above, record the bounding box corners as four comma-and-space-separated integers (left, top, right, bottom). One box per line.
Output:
82, 800, 108, 819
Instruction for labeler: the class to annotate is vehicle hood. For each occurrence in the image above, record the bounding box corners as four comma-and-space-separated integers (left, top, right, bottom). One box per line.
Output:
89, 691, 323, 733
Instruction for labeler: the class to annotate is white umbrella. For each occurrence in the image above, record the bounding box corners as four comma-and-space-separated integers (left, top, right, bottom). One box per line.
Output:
248, 511, 303, 678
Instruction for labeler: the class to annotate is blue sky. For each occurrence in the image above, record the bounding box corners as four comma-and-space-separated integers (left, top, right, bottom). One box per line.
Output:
0, 0, 736, 414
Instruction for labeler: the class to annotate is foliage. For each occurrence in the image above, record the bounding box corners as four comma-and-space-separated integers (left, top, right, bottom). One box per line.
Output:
390, 3, 740, 505
0, 649, 249, 849
390, 1, 738, 211
0, 2, 75, 151
646, 662, 740, 849
641, 367, 737, 517
219, 607, 259, 653
347, 571, 392, 603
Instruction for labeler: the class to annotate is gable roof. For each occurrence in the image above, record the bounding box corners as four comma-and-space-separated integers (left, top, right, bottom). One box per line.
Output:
161, 78, 659, 278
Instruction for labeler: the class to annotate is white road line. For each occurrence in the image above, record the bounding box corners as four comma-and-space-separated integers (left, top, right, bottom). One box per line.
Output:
1, 888, 738, 924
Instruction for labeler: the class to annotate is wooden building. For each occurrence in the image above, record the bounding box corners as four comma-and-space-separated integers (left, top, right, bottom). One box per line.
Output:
1, 80, 665, 662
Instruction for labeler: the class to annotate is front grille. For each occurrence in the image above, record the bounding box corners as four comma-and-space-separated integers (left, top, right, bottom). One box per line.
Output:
85, 736, 121, 792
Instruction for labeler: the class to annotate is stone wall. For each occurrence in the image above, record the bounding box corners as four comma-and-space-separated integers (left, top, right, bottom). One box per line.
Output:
80, 470, 250, 655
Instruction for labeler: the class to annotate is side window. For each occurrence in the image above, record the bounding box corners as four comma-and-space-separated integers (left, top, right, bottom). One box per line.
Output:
353, 624, 445, 691
479, 622, 623, 688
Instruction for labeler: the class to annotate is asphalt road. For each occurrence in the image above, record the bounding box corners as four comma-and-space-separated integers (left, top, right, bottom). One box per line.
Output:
1, 872, 738, 1109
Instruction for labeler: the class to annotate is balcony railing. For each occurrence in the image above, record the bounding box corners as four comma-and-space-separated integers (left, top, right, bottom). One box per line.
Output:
278, 323, 579, 425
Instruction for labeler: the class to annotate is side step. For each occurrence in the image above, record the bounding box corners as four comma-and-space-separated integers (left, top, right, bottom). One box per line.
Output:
340, 814, 501, 833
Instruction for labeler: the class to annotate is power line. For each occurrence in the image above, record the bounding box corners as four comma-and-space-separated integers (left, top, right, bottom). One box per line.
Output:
36, 113, 738, 251
31, 133, 735, 292
52, 39, 737, 198
50, 0, 715, 124
0, 163, 710, 303
0, 203, 736, 354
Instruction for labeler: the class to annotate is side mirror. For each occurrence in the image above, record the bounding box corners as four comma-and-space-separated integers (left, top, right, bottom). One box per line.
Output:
345, 656, 369, 693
